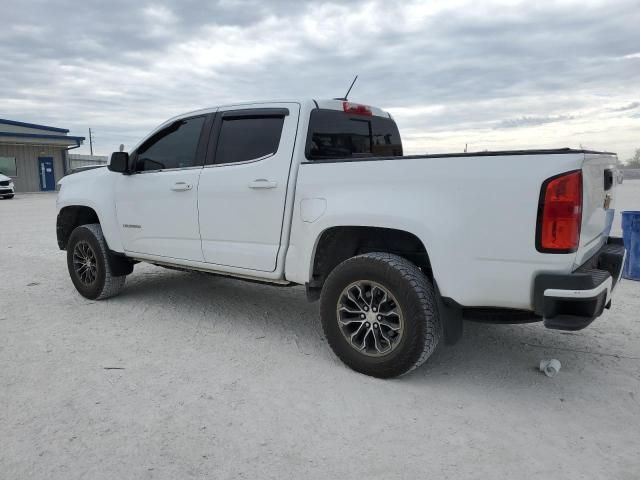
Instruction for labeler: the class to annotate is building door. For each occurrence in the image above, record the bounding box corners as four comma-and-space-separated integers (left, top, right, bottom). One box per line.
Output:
38, 157, 55, 191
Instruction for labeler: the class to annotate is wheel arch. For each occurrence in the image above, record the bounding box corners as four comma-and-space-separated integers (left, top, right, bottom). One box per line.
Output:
57, 205, 101, 250
308, 225, 433, 295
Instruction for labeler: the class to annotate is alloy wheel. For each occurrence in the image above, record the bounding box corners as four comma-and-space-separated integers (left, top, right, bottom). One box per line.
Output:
336, 280, 404, 357
72, 241, 98, 285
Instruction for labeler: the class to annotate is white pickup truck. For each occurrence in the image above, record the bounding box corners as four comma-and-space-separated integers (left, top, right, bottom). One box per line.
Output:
56, 99, 625, 378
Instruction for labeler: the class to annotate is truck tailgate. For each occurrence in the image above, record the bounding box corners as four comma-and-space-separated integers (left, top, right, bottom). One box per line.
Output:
575, 152, 619, 266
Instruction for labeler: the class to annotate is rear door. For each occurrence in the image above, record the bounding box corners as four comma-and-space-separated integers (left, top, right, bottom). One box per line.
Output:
197, 103, 300, 271
115, 114, 211, 261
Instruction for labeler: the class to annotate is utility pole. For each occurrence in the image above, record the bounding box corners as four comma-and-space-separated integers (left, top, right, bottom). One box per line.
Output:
89, 128, 94, 156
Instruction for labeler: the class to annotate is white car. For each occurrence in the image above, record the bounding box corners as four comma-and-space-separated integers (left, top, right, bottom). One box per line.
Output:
0, 173, 15, 199
55, 99, 625, 378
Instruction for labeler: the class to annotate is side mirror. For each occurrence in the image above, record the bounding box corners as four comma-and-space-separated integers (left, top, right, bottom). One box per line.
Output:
109, 151, 130, 174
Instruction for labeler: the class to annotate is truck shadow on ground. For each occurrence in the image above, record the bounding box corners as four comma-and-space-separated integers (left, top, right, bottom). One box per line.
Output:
118, 267, 624, 388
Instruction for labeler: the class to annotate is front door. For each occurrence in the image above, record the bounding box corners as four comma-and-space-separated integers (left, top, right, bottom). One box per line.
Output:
38, 157, 55, 191
115, 114, 209, 261
197, 103, 300, 271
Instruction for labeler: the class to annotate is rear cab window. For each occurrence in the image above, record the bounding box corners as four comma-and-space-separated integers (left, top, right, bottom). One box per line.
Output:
305, 109, 403, 160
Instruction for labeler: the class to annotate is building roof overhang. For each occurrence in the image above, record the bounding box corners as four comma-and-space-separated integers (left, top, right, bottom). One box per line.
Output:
0, 132, 85, 148
0, 118, 69, 133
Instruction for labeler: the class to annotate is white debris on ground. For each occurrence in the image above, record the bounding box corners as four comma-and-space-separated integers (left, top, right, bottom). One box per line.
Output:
1, 182, 639, 480
539, 359, 562, 377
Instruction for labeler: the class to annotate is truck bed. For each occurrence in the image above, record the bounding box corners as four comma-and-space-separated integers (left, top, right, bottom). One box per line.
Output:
291, 148, 618, 310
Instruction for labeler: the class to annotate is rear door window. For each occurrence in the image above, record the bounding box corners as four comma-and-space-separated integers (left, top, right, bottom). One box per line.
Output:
306, 109, 403, 160
213, 116, 285, 165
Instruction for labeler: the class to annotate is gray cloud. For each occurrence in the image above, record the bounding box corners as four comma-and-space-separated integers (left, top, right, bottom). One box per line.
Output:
1, 0, 639, 157
611, 101, 640, 112
495, 115, 575, 129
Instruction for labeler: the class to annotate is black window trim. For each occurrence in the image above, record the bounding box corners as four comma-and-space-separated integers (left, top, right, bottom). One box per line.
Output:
204, 108, 289, 167
221, 107, 289, 119
129, 113, 213, 174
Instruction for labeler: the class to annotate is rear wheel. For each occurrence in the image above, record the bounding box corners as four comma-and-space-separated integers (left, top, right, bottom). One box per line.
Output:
320, 252, 441, 378
66, 223, 126, 300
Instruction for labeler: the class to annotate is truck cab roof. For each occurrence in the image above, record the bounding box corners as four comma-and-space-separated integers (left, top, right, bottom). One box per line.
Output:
173, 99, 391, 121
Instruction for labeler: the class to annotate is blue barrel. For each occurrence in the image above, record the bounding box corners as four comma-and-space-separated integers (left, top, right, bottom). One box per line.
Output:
622, 211, 640, 280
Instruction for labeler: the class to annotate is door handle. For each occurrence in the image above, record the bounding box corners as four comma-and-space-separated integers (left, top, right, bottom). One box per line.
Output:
248, 179, 277, 189
171, 182, 192, 191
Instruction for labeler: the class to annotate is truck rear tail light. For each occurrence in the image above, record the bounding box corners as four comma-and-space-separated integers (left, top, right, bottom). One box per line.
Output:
342, 101, 373, 116
536, 170, 582, 253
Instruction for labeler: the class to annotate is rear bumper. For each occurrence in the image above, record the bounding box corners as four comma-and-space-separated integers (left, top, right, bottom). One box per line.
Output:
533, 237, 626, 330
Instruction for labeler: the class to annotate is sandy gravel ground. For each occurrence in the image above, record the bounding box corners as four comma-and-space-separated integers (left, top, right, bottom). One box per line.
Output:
1, 182, 639, 480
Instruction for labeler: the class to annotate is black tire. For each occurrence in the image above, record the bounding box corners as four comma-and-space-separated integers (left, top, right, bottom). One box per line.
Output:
66, 223, 126, 300
320, 252, 441, 378
2, 194, 14, 199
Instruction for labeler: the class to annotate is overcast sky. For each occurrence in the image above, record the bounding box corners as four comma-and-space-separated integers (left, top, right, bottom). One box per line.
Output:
1, 0, 639, 159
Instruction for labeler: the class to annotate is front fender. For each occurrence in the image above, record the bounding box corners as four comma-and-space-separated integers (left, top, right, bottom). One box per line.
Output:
57, 168, 125, 253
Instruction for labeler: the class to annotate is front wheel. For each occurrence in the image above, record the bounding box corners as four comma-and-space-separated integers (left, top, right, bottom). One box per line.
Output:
320, 252, 442, 378
66, 223, 126, 300
2, 194, 14, 199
